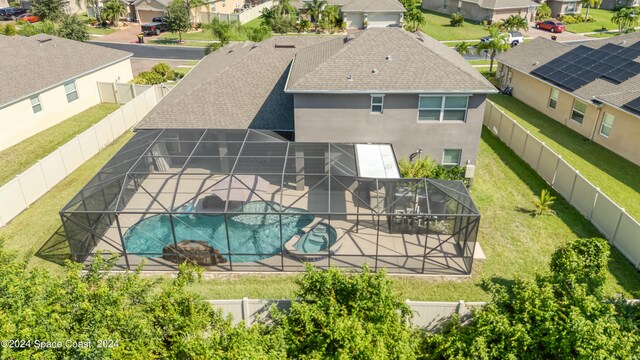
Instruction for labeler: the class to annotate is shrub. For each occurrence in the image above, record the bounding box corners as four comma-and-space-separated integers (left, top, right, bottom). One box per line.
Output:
296, 17, 311, 32
532, 188, 556, 216
536, 2, 551, 21
450, 12, 464, 27
151, 62, 172, 77
270, 14, 294, 34
58, 15, 90, 41
2, 23, 16, 36
398, 156, 468, 184
131, 71, 165, 85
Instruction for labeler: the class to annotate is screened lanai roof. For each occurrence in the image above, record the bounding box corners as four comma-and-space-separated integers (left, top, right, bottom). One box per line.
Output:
62, 129, 479, 217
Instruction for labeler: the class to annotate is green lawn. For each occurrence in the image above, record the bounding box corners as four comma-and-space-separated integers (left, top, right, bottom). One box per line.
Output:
469, 59, 490, 65
86, 26, 117, 35
2, 125, 639, 300
159, 30, 213, 41
565, 8, 618, 33
420, 10, 488, 41
158, 17, 265, 44
489, 94, 640, 222
0, 103, 120, 187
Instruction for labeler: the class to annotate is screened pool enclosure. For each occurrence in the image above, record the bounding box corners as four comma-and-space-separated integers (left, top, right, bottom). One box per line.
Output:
58, 129, 480, 274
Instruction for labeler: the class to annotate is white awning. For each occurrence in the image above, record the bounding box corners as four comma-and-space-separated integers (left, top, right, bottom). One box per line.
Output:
355, 144, 401, 179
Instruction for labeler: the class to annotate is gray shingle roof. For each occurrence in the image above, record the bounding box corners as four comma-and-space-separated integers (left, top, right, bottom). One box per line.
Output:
463, 0, 539, 10
338, 0, 405, 12
136, 36, 341, 131
285, 28, 496, 93
0, 35, 131, 108
496, 33, 640, 110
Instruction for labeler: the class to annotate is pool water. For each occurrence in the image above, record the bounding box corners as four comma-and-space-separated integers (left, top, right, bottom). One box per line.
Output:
123, 201, 314, 262
294, 223, 337, 253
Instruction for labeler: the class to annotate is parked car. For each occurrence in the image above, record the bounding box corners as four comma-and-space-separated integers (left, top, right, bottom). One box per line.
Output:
141, 17, 169, 36
480, 31, 524, 47
0, 7, 26, 20
15, 13, 40, 23
535, 20, 565, 33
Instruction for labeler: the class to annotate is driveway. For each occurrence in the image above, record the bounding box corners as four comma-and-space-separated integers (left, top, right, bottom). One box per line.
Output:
524, 26, 591, 42
94, 23, 142, 44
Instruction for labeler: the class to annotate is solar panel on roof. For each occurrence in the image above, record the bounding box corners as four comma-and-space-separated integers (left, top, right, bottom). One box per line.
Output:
600, 43, 624, 54
618, 46, 640, 59
603, 69, 635, 83
572, 45, 593, 55
623, 96, 640, 114
574, 57, 593, 67
630, 41, 640, 50
606, 55, 628, 67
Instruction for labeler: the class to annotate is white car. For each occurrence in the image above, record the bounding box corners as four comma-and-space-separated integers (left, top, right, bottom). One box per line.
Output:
480, 31, 524, 47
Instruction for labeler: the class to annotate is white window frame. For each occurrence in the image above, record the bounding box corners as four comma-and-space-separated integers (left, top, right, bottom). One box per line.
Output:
418, 95, 469, 123
64, 81, 78, 103
599, 112, 614, 138
566, 2, 576, 12
548, 88, 559, 109
442, 149, 462, 166
570, 99, 586, 124
370, 94, 384, 114
30, 95, 42, 114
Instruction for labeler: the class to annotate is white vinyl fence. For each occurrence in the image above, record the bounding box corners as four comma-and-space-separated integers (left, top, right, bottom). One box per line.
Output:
0, 85, 166, 227
484, 101, 640, 270
208, 298, 485, 331
203, 1, 273, 24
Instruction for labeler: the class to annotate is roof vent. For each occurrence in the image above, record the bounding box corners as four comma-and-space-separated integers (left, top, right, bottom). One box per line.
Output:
620, 40, 627, 45
347, 74, 353, 81
533, 61, 539, 66
275, 44, 296, 48
372, 69, 379, 74
386, 54, 392, 61
37, 38, 53, 45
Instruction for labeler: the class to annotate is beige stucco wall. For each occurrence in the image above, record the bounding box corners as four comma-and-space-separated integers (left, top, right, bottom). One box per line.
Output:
294, 93, 487, 165
0, 59, 133, 151
497, 64, 640, 166
212, 0, 241, 14
547, 0, 582, 17
422, 0, 533, 22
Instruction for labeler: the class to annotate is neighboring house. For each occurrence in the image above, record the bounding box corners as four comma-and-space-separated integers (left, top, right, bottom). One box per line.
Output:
132, 0, 211, 23
422, 0, 539, 23
137, 28, 496, 166
600, 0, 638, 10
495, 33, 640, 166
294, 0, 405, 28
0, 35, 133, 151
545, 0, 582, 18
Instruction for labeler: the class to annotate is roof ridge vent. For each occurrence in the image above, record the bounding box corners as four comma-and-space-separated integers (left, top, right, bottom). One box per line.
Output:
37, 38, 53, 45
275, 43, 296, 48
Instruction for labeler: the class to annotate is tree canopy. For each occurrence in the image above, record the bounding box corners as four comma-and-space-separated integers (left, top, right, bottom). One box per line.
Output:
165, 0, 192, 42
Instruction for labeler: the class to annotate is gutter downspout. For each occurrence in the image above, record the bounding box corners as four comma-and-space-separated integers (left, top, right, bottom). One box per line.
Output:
589, 99, 604, 140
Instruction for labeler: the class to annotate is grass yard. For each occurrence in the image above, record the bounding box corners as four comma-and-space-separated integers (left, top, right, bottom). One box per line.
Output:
86, 26, 117, 35
0, 103, 120, 187
489, 94, 640, 222
159, 30, 213, 41
420, 10, 488, 41
2, 125, 639, 300
0, 131, 135, 276
565, 8, 618, 33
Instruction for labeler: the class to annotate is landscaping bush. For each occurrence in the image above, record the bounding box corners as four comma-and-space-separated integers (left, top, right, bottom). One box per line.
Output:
536, 2, 551, 21
449, 12, 464, 27
132, 71, 164, 85
2, 23, 16, 36
398, 156, 468, 184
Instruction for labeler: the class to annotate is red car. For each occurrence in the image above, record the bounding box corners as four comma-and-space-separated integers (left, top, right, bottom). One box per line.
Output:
535, 20, 565, 33
16, 13, 40, 23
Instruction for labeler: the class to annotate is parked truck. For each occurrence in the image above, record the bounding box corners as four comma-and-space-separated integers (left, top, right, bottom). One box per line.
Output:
141, 17, 169, 36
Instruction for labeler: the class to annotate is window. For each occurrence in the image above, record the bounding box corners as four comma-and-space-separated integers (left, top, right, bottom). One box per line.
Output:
443, 149, 462, 166
418, 95, 468, 122
548, 88, 559, 109
64, 81, 78, 103
566, 2, 575, 12
30, 95, 42, 114
371, 95, 384, 114
600, 113, 614, 137
571, 100, 586, 124
443, 0, 447, 10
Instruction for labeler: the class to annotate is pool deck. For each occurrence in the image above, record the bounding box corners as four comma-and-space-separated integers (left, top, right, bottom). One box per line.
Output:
90, 171, 473, 275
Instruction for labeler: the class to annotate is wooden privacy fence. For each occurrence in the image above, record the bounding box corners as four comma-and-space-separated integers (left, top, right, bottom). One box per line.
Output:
484, 101, 640, 270
208, 299, 485, 331
0, 85, 166, 227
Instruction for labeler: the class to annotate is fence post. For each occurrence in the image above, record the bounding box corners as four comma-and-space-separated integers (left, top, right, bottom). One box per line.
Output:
38, 160, 50, 190
486, 101, 494, 127
568, 170, 579, 204
551, 155, 561, 186
508, 118, 516, 147
242, 297, 250, 328
112, 82, 119, 104
16, 175, 28, 207
611, 208, 625, 244
457, 300, 466, 315
497, 111, 505, 137
521, 131, 529, 158
535, 142, 544, 171
589, 188, 599, 221
58, 147, 69, 175
76, 135, 86, 161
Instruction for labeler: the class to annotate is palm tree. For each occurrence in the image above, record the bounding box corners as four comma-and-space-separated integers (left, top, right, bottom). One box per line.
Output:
476, 27, 510, 72
260, 7, 278, 27
502, 15, 528, 31
322, 4, 340, 28
404, 7, 426, 32
304, 0, 326, 23
454, 41, 473, 55
102, 0, 126, 26
277, 0, 296, 16
611, 7, 638, 33
582, 0, 603, 20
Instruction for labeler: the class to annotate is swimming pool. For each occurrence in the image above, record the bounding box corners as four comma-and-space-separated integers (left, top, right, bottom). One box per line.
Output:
123, 201, 314, 262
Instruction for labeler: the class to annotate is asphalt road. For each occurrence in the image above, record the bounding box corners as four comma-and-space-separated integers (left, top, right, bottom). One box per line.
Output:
89, 41, 206, 61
